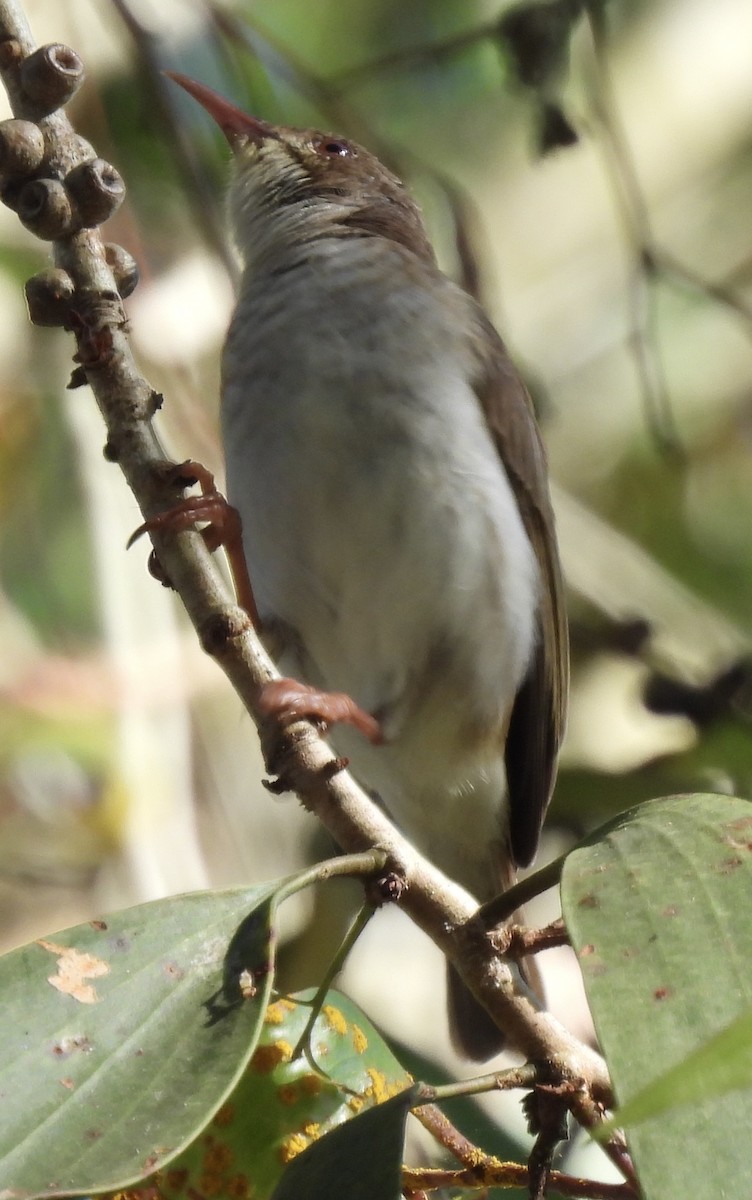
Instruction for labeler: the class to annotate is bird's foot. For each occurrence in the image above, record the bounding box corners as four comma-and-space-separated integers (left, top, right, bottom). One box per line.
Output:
130, 464, 382, 756
128, 459, 259, 624
258, 678, 383, 745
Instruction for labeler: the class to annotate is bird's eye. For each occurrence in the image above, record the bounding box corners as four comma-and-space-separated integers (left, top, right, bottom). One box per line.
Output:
314, 137, 353, 158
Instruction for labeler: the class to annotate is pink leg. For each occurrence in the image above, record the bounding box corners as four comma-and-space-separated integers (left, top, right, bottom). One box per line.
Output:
130, 461, 384, 746
128, 460, 260, 625
258, 678, 383, 745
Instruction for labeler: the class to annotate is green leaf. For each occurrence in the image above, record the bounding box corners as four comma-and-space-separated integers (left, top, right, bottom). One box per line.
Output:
271, 1084, 417, 1200
157, 989, 413, 1200
561, 793, 752, 1200
607, 1004, 752, 1131
0, 886, 278, 1198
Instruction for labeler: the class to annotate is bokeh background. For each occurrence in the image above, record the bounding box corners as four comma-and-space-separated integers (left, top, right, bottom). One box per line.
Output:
1, 0, 751, 1173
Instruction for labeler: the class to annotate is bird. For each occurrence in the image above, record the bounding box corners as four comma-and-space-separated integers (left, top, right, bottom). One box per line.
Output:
166, 73, 569, 1059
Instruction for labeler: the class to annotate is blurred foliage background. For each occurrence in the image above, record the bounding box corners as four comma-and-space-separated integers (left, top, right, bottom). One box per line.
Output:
1, 0, 751, 1167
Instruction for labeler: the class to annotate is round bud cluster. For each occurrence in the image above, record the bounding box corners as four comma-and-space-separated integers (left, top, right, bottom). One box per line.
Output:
65, 158, 126, 229
24, 242, 139, 328
0, 40, 138, 323
0, 118, 44, 176
16, 176, 74, 238
24, 266, 75, 326
103, 242, 139, 299
19, 43, 85, 115
3, 148, 126, 241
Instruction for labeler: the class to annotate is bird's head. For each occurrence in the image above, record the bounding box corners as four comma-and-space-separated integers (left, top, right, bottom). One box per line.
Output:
167, 73, 435, 270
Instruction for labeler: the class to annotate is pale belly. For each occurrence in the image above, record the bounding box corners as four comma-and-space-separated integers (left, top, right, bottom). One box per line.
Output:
221, 252, 539, 895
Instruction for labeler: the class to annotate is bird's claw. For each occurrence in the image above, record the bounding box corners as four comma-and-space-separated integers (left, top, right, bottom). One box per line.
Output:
258, 678, 384, 745
127, 459, 259, 622
127, 460, 230, 549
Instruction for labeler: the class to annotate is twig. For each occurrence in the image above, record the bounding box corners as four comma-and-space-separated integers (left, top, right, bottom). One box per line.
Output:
417, 1063, 539, 1106
480, 854, 565, 929
658, 248, 752, 333
508, 918, 570, 957
583, 2, 681, 457
569, 1087, 638, 1190
327, 21, 500, 91
412, 1101, 486, 1163
291, 901, 375, 1062
110, 0, 236, 280
403, 1162, 636, 1198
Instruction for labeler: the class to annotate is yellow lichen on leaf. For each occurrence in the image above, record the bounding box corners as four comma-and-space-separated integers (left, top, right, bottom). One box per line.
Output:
365, 1067, 391, 1104
322, 1004, 348, 1036
351, 1023, 368, 1054
264, 998, 295, 1025
279, 1132, 309, 1164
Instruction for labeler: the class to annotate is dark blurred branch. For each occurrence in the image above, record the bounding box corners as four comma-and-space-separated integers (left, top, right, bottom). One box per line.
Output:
644, 660, 752, 728
658, 248, 752, 328
110, 0, 236, 279
206, 5, 390, 158
584, 2, 752, 455
583, 3, 681, 456
327, 21, 500, 90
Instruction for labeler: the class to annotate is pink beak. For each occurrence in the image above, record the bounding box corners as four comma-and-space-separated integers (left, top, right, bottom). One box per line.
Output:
165, 71, 279, 148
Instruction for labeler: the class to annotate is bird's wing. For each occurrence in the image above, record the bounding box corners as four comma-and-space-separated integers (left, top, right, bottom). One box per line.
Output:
471, 312, 569, 867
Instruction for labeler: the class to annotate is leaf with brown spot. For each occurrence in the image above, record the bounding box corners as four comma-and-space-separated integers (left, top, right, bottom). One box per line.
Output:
562, 793, 752, 1200
36, 939, 110, 1004
1, 886, 278, 1197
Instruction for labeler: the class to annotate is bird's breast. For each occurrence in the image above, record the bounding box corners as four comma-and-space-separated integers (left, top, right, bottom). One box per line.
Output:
222, 240, 538, 805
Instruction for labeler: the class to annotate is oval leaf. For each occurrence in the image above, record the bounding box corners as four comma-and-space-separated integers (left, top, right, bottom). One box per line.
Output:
607, 1003, 752, 1132
562, 793, 752, 1200
156, 988, 413, 1200
271, 1085, 417, 1200
0, 887, 278, 1198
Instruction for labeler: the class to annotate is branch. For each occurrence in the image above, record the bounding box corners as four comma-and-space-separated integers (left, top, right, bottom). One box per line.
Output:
409, 1095, 637, 1199
403, 1163, 636, 1199
0, 0, 611, 1134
